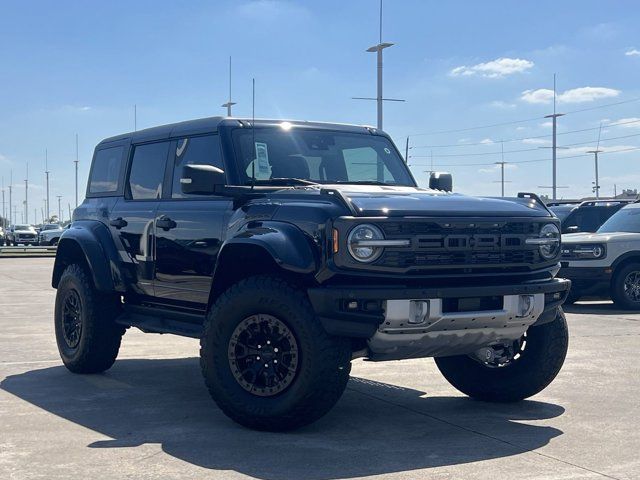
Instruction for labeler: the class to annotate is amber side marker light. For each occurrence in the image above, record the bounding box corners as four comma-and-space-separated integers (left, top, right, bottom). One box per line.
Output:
332, 229, 339, 253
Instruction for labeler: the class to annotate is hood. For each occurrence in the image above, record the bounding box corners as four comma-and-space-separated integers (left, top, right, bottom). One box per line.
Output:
562, 231, 640, 243
324, 185, 550, 217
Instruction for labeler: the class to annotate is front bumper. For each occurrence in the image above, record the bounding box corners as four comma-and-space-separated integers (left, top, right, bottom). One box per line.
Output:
559, 265, 612, 297
308, 278, 571, 354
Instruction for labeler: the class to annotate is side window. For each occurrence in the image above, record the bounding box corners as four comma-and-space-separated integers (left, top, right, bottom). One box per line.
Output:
128, 142, 169, 200
343, 147, 392, 182
171, 135, 224, 198
89, 146, 124, 194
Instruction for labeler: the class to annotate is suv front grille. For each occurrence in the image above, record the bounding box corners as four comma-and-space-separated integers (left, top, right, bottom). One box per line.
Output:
376, 220, 545, 272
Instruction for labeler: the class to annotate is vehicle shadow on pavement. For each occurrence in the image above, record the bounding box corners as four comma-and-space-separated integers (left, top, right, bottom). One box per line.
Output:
1, 358, 565, 479
563, 302, 634, 316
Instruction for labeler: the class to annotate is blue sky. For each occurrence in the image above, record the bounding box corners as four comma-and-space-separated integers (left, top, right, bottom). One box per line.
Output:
1, 0, 639, 222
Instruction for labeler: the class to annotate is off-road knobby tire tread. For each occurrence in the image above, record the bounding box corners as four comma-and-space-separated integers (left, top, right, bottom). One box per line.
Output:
55, 264, 124, 374
200, 275, 351, 431
434, 309, 569, 402
611, 262, 640, 310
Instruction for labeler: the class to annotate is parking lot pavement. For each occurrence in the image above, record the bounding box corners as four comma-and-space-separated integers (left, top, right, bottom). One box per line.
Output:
0, 258, 638, 480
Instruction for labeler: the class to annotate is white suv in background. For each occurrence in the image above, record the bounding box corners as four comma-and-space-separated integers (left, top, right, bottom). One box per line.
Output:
38, 224, 69, 246
559, 203, 640, 309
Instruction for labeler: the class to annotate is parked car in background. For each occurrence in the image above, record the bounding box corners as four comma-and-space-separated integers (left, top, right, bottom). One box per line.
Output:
560, 203, 640, 308
0, 226, 5, 246
560, 200, 635, 234
39, 224, 69, 246
6, 224, 38, 245
546, 201, 580, 222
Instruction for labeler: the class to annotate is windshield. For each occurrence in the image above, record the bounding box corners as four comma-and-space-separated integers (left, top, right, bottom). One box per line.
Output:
232, 128, 415, 186
42, 224, 60, 231
597, 207, 640, 233
15, 225, 33, 231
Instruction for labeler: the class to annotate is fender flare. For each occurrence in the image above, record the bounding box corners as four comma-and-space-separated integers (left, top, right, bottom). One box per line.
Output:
611, 251, 640, 272
216, 221, 318, 275
52, 220, 125, 292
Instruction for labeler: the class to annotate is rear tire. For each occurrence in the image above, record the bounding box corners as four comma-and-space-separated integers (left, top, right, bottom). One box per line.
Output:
611, 263, 640, 310
200, 275, 351, 431
434, 309, 569, 402
54, 264, 125, 373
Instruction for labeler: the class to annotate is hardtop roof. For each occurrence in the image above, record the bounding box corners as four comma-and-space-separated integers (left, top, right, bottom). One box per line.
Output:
97, 117, 377, 147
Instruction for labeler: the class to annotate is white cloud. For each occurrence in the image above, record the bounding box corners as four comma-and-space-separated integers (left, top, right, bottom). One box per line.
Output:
607, 117, 640, 128
521, 86, 620, 104
515, 126, 527, 131
522, 138, 550, 145
625, 48, 640, 57
450, 57, 534, 78
540, 121, 553, 128
479, 138, 494, 144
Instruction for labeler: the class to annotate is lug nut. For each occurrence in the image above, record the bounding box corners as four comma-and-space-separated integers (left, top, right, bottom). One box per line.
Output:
274, 348, 279, 353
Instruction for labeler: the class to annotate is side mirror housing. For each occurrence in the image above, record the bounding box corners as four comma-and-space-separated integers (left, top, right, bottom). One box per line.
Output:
180, 164, 226, 195
429, 172, 453, 192
564, 225, 579, 234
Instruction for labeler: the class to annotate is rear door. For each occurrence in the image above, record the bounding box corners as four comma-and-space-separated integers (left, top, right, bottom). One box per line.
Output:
154, 134, 232, 306
109, 141, 170, 299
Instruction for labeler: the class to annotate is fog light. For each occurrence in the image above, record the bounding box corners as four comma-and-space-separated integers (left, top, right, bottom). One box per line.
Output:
408, 300, 429, 324
517, 295, 535, 318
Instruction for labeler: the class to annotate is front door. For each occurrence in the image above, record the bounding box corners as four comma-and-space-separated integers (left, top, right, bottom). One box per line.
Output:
154, 134, 232, 306
109, 140, 170, 299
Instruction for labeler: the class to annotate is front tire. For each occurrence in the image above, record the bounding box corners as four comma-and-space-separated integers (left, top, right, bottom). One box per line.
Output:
54, 264, 125, 373
200, 275, 351, 431
611, 263, 640, 310
434, 309, 569, 402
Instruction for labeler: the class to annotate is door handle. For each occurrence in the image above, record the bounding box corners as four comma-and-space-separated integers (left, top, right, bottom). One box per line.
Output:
109, 217, 128, 229
156, 216, 177, 231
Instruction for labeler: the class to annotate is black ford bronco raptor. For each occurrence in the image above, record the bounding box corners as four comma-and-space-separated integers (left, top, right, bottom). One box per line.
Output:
52, 117, 570, 431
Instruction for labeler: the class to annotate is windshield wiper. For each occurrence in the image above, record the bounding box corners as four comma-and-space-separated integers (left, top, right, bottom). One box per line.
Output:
330, 180, 399, 186
255, 178, 319, 186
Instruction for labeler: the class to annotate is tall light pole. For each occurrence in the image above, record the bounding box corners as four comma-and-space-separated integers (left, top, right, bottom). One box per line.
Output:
494, 141, 511, 197
1, 177, 5, 228
587, 123, 604, 200
57, 195, 62, 223
545, 74, 564, 200
24, 162, 28, 224
45, 148, 50, 221
221, 56, 237, 116
8, 170, 12, 226
75, 134, 79, 208
352, 0, 404, 130
587, 150, 603, 199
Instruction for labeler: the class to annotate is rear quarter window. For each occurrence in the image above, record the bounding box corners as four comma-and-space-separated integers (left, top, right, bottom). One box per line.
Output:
89, 146, 124, 194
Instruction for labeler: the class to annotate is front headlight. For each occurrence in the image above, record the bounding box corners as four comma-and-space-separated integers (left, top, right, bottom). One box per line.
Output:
573, 244, 606, 259
526, 223, 560, 260
347, 224, 385, 263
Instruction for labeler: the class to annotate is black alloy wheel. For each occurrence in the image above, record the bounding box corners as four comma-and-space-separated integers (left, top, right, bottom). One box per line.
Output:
228, 314, 299, 397
62, 289, 83, 349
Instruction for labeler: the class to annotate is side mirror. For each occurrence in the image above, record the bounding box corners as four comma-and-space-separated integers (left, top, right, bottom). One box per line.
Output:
564, 225, 579, 233
429, 172, 453, 192
180, 164, 226, 195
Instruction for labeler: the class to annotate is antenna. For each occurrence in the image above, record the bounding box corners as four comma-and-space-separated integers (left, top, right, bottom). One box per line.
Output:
251, 78, 256, 190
